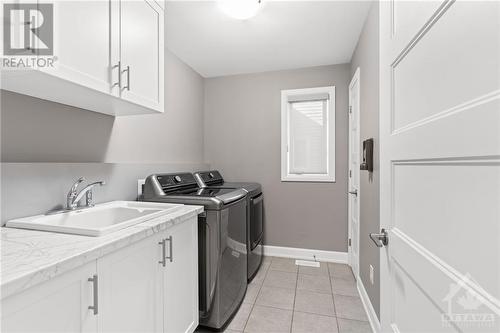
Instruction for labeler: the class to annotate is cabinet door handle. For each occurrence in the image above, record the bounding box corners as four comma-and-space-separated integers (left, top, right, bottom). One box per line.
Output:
112, 61, 121, 88
88, 275, 98, 315
165, 236, 173, 262
122, 65, 130, 91
159, 239, 166, 267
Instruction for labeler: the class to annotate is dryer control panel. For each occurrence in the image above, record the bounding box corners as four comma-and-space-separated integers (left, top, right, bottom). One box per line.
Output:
195, 170, 224, 186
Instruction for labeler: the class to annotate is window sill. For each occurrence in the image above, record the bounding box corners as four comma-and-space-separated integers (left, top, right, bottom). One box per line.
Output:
281, 175, 336, 183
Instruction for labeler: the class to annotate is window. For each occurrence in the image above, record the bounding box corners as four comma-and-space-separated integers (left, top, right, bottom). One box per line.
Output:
281, 86, 335, 182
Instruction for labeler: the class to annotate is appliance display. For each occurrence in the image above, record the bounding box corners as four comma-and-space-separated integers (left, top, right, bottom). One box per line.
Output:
194, 170, 264, 282
142, 172, 248, 330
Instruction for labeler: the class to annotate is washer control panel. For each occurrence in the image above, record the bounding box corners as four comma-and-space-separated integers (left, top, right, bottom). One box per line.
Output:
156, 173, 197, 189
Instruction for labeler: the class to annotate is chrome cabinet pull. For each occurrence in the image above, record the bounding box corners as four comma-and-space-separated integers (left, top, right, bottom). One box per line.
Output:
165, 236, 173, 262
112, 61, 121, 88
369, 229, 389, 247
88, 275, 98, 315
159, 239, 166, 267
122, 65, 130, 91
348, 189, 358, 196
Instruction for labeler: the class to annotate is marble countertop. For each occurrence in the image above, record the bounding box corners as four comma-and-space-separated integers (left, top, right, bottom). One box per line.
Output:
1, 204, 204, 299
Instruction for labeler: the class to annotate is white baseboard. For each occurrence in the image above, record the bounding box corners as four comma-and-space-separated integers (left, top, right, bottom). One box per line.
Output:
357, 278, 381, 333
263, 245, 348, 263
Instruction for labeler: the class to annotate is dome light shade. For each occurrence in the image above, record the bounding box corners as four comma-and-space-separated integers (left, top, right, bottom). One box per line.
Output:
218, 0, 262, 20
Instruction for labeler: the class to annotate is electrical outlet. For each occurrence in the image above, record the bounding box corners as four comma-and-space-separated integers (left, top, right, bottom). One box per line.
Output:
369, 265, 374, 285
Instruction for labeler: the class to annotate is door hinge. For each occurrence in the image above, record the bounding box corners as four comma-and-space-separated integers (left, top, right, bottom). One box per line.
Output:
349, 105, 352, 114
349, 170, 352, 178
348, 238, 351, 246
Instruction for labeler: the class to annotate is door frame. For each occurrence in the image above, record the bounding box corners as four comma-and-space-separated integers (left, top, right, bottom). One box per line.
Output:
348, 67, 361, 279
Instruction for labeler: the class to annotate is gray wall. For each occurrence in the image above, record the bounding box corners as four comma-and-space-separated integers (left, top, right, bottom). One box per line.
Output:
104, 50, 205, 163
350, 2, 380, 319
1, 48, 206, 223
1, 162, 208, 224
1, 49, 204, 164
204, 64, 350, 252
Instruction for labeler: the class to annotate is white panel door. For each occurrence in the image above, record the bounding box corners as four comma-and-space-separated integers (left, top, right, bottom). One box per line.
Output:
120, 0, 164, 111
163, 217, 199, 333
98, 233, 164, 333
42, 1, 111, 93
1, 261, 97, 333
379, 1, 500, 332
348, 68, 361, 279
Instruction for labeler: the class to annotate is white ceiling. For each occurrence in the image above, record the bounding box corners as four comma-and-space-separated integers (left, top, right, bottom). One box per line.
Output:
165, 1, 372, 78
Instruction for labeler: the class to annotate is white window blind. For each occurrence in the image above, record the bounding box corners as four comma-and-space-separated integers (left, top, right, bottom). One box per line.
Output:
281, 86, 335, 182
289, 99, 328, 174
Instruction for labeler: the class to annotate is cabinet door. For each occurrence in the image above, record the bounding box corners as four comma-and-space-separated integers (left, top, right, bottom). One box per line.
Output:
97, 234, 164, 333
164, 217, 199, 333
1, 261, 97, 333
42, 0, 112, 94
119, 0, 164, 111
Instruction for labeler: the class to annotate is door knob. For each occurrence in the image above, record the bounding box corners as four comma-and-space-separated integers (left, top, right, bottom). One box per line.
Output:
348, 189, 358, 196
369, 228, 389, 247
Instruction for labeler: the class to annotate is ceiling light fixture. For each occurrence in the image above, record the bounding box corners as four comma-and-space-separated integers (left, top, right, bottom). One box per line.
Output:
218, 0, 262, 20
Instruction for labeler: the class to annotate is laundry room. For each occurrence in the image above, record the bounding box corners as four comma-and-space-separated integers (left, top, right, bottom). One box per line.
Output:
1, 1, 499, 333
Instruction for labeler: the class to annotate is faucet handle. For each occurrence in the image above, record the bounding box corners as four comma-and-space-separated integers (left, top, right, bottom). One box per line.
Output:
69, 177, 85, 195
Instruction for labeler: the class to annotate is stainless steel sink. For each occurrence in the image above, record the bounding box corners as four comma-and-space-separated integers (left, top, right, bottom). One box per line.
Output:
5, 201, 184, 236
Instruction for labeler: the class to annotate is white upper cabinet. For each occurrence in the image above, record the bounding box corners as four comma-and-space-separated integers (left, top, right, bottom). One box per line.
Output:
1, 0, 165, 116
119, 0, 164, 111
47, 1, 112, 94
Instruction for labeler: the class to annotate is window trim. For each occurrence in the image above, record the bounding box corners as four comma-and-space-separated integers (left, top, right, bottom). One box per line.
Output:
281, 86, 336, 183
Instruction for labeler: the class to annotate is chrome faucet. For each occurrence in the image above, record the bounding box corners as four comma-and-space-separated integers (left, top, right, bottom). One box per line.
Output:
67, 177, 106, 210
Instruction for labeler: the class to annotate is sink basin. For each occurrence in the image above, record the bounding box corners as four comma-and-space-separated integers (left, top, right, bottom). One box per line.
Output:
5, 201, 184, 237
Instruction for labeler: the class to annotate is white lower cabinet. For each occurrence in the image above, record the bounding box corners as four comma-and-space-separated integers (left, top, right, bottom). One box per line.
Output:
1, 217, 198, 333
1, 261, 98, 333
163, 218, 199, 333
97, 231, 164, 332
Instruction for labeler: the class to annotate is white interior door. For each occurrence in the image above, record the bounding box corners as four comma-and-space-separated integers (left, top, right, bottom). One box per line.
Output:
379, 1, 500, 332
348, 68, 361, 279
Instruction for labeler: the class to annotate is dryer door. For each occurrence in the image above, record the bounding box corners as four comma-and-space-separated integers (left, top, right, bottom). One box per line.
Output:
250, 193, 264, 250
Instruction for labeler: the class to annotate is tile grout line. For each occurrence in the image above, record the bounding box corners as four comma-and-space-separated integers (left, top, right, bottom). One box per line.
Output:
289, 265, 298, 333
328, 262, 342, 333
242, 256, 272, 333
252, 303, 339, 319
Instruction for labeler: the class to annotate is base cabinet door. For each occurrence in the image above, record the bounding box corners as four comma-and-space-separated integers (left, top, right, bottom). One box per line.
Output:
164, 217, 199, 333
1, 261, 98, 333
97, 233, 164, 333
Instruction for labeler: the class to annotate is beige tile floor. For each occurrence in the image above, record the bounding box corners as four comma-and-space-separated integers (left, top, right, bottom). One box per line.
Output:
223, 256, 372, 333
